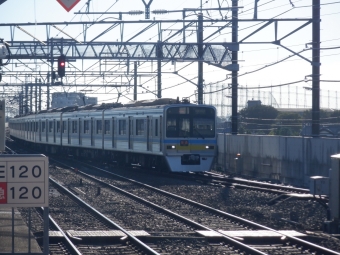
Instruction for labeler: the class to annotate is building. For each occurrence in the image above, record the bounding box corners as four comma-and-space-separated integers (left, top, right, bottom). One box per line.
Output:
247, 100, 262, 108
51, 92, 97, 108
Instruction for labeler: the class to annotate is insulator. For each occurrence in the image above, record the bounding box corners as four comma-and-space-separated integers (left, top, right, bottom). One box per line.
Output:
153, 9, 168, 14
129, 10, 143, 15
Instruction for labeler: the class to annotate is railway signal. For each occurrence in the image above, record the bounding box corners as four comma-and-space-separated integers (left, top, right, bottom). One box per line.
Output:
57, 54, 66, 77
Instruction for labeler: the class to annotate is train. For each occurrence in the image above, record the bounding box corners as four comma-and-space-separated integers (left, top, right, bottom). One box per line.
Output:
9, 98, 217, 172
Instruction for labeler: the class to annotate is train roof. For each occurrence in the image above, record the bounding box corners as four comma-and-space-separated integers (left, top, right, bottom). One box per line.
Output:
13, 97, 200, 118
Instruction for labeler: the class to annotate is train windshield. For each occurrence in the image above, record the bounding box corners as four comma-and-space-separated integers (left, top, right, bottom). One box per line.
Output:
166, 107, 215, 138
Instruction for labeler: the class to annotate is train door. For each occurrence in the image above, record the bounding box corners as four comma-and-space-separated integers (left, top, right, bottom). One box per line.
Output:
128, 116, 133, 150
91, 117, 94, 146
60, 119, 65, 145
38, 120, 42, 142
34, 121, 36, 141
112, 117, 115, 148
26, 122, 28, 140
39, 120, 41, 141
29, 122, 31, 140
30, 121, 33, 141
26, 121, 31, 140
147, 116, 150, 151
159, 116, 162, 151
26, 122, 29, 140
79, 118, 82, 145
27, 122, 30, 140
45, 120, 48, 142
68, 119, 71, 144
53, 119, 56, 143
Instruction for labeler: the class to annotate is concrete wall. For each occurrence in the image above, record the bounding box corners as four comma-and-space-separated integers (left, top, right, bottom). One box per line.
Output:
217, 134, 340, 187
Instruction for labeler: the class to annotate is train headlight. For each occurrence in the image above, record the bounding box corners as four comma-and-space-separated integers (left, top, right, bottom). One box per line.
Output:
206, 146, 214, 149
167, 145, 176, 149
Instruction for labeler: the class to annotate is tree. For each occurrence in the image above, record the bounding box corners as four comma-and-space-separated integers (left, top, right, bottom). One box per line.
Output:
273, 112, 302, 136
302, 109, 330, 123
239, 105, 278, 134
328, 110, 340, 124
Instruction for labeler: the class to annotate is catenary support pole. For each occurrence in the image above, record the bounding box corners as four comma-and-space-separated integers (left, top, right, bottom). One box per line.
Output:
231, 0, 239, 134
197, 13, 204, 104
134, 62, 137, 100
157, 41, 162, 98
312, 0, 320, 137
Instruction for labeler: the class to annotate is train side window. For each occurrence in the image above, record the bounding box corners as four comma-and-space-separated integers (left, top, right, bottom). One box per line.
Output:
72, 120, 78, 133
57, 121, 60, 133
119, 120, 126, 135
104, 120, 110, 135
97, 120, 102, 134
35, 122, 39, 132
49, 121, 53, 132
84, 120, 89, 134
42, 121, 46, 132
136, 119, 144, 136
62, 121, 67, 133
166, 118, 177, 137
155, 119, 158, 137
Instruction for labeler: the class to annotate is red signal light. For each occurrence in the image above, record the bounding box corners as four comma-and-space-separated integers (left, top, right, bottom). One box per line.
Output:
57, 54, 66, 77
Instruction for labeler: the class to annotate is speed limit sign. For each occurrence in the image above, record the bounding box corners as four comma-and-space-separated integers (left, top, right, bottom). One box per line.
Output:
0, 155, 49, 207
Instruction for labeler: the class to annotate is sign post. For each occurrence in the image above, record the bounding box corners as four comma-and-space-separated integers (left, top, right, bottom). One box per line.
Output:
57, 0, 81, 12
0, 155, 49, 207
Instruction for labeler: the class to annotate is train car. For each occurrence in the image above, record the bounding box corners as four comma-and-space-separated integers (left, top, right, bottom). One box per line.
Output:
9, 98, 217, 172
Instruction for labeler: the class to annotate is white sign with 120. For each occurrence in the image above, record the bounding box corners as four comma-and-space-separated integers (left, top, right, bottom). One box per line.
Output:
0, 155, 49, 207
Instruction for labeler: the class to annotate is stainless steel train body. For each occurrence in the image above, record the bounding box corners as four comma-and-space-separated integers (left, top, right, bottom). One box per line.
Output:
9, 100, 217, 172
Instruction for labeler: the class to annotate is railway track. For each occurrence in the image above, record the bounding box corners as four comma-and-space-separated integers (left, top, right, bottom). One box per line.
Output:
21, 177, 160, 255
200, 172, 311, 193
48, 158, 339, 255
5, 143, 339, 254
49, 164, 264, 254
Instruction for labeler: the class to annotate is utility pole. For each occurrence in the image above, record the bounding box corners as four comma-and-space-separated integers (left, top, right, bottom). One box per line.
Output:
197, 13, 204, 104
25, 82, 28, 114
48, 38, 53, 110
39, 82, 41, 111
19, 85, 23, 115
312, 0, 320, 137
231, 0, 239, 134
134, 61, 137, 101
30, 82, 33, 112
157, 41, 162, 98
35, 79, 38, 113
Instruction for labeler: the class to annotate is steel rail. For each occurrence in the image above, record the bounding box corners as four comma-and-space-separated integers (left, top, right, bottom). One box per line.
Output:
49, 177, 161, 255
36, 207, 82, 255
69, 160, 340, 255
54, 163, 268, 255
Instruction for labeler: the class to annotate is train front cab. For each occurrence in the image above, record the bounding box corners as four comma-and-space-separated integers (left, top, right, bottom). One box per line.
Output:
163, 105, 217, 172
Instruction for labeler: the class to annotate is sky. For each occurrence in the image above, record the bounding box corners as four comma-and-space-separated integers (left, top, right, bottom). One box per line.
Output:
0, 0, 339, 115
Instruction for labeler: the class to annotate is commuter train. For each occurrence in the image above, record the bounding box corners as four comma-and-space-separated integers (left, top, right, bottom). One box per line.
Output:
9, 98, 217, 172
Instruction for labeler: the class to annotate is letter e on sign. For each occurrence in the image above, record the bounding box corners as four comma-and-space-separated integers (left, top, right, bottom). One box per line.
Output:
57, 0, 80, 12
